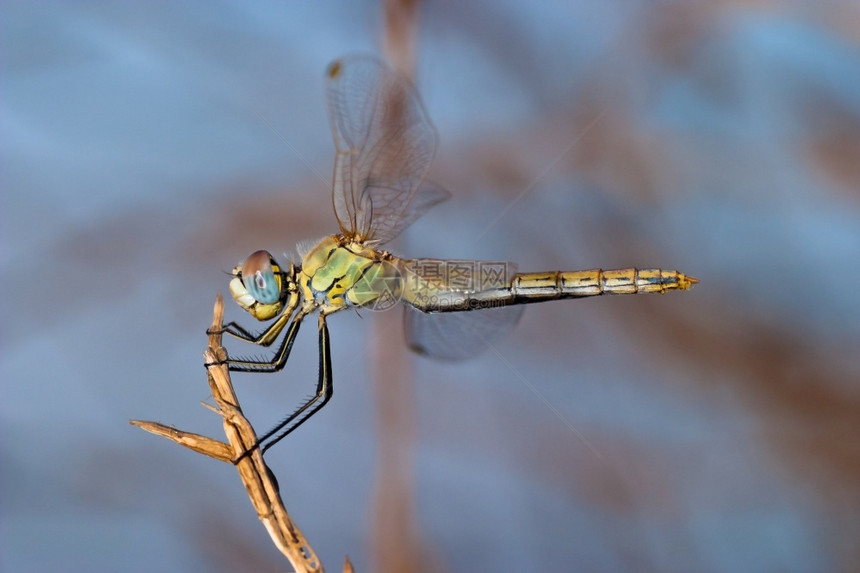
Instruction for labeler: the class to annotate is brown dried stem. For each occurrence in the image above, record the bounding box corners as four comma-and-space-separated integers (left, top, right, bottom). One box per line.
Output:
130, 293, 342, 572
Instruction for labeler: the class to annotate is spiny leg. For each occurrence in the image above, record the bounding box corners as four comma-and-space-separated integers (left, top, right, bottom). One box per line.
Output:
224, 312, 305, 373
208, 290, 300, 347
243, 314, 332, 459
207, 308, 291, 347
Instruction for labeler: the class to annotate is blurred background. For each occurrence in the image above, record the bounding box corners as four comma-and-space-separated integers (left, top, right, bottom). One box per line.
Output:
3, 1, 859, 571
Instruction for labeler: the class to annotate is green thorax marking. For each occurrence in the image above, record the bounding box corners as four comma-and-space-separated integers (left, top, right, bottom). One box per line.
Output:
299, 235, 401, 311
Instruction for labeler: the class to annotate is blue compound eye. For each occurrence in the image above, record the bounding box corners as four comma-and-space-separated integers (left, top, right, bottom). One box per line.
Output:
241, 250, 281, 304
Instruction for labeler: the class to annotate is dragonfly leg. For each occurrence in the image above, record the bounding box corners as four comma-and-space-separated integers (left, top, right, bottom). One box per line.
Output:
208, 290, 300, 346
221, 312, 305, 373
234, 314, 332, 461
208, 312, 290, 348
207, 320, 259, 342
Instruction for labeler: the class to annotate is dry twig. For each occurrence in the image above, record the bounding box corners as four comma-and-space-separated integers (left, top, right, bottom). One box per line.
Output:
131, 294, 342, 572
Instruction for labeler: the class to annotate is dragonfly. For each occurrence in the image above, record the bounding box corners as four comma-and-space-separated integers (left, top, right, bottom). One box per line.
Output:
213, 55, 697, 455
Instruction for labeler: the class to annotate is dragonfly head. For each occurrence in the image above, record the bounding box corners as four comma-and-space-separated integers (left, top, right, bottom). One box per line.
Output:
228, 250, 296, 321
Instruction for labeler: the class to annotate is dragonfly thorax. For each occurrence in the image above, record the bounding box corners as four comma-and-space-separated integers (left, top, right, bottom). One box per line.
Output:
298, 235, 402, 315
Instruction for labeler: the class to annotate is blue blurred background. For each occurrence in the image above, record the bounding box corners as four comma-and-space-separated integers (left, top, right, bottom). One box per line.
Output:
3, 1, 859, 571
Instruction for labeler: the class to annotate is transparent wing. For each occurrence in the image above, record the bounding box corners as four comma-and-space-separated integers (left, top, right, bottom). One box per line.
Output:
400, 258, 523, 361
326, 55, 438, 245
404, 305, 525, 362
394, 180, 450, 234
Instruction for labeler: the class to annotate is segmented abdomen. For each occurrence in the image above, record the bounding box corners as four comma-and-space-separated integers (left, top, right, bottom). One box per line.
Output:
512, 268, 697, 299
408, 267, 697, 312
